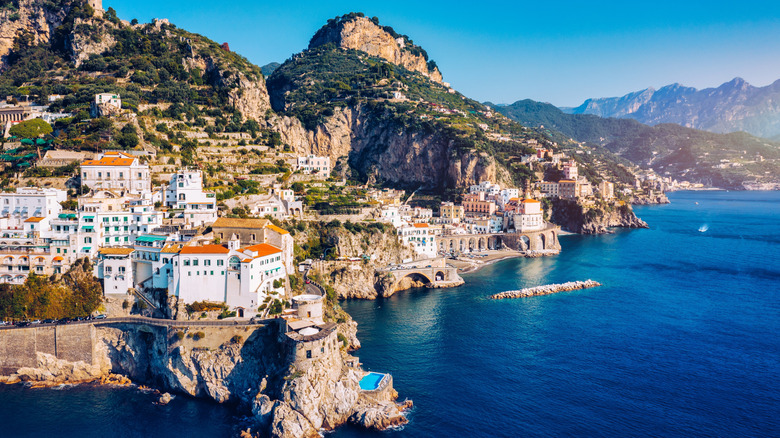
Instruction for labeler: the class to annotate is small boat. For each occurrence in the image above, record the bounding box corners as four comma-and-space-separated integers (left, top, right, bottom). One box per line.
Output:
698, 224, 708, 232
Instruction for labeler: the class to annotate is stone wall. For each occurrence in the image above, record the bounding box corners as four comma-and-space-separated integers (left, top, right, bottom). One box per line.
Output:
0, 324, 94, 374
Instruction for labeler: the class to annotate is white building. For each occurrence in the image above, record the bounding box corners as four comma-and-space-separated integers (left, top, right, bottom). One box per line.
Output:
379, 206, 405, 228
95, 248, 134, 294
515, 199, 544, 232
81, 151, 151, 194
563, 160, 579, 180
297, 155, 331, 178
469, 181, 501, 197
398, 223, 436, 258
94, 93, 121, 109
162, 169, 217, 226
169, 242, 286, 316
599, 181, 614, 199
0, 187, 67, 228
500, 188, 520, 207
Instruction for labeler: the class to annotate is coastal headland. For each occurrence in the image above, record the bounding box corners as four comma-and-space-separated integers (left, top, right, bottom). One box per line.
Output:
0, 317, 411, 437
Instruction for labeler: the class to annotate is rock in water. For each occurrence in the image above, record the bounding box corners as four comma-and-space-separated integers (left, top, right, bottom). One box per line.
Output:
158, 392, 172, 405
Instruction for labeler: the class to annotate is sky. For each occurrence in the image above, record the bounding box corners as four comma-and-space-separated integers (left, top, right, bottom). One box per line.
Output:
105, 0, 780, 107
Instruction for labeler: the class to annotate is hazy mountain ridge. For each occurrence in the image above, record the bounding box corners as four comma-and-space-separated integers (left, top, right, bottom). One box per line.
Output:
564, 77, 780, 139
494, 99, 780, 189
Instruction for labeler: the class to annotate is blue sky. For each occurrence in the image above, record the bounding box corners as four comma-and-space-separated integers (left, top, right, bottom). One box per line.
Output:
105, 0, 780, 107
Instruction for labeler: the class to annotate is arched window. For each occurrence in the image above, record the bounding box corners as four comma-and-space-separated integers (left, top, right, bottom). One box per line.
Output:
228, 256, 241, 271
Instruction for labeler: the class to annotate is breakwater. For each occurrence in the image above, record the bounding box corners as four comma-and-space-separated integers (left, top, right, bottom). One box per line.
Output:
489, 280, 601, 299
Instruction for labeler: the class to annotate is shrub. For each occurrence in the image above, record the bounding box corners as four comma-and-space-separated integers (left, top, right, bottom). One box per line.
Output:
230, 335, 243, 344
175, 331, 185, 340
194, 331, 206, 340
337, 333, 348, 348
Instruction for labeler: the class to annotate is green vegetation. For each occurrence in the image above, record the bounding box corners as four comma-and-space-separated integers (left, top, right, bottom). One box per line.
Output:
8, 119, 52, 138
186, 301, 226, 313
0, 259, 102, 320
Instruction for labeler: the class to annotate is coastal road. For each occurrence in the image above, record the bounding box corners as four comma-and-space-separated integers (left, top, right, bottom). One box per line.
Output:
0, 315, 281, 331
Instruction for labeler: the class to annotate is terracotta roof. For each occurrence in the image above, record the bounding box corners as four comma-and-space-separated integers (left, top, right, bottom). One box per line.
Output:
52, 256, 64, 261
413, 223, 429, 228
521, 198, 541, 203
24, 217, 46, 223
99, 248, 135, 255
212, 217, 269, 229
82, 153, 136, 167
161, 244, 183, 254
180, 244, 230, 254
559, 180, 577, 183
264, 223, 289, 235
243, 243, 282, 258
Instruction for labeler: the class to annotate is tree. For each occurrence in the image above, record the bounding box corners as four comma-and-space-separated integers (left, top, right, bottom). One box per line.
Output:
9, 118, 52, 138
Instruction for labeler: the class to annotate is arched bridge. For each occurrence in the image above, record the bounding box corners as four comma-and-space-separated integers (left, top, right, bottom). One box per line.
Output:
378, 258, 464, 293
437, 225, 560, 254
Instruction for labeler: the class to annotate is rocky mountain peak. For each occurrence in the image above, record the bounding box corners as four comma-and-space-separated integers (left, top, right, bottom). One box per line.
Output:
308, 13, 443, 83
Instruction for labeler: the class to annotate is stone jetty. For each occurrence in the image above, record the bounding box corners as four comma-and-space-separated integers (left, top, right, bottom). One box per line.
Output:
490, 280, 601, 299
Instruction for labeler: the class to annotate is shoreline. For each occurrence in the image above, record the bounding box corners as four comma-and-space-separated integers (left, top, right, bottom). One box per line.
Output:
448, 249, 559, 274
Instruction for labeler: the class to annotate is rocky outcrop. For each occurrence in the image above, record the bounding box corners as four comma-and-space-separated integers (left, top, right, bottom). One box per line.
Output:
69, 15, 117, 67
309, 15, 442, 83
303, 226, 414, 299
552, 199, 648, 234
269, 106, 512, 190
0, 0, 71, 69
632, 192, 670, 205
3, 352, 105, 385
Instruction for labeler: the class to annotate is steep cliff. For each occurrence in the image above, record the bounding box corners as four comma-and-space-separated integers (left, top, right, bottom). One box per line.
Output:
0, 0, 72, 68
551, 199, 648, 234
309, 13, 442, 83
313, 226, 416, 299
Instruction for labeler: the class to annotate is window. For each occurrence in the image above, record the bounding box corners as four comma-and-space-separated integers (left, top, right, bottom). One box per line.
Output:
205, 259, 211, 266
192, 259, 198, 266
210, 271, 214, 275
119, 266, 125, 273
106, 266, 112, 273
250, 233, 256, 241
217, 260, 224, 266
183, 259, 190, 266
306, 350, 311, 359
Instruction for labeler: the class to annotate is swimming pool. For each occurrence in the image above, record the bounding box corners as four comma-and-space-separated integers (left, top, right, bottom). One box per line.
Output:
359, 372, 386, 391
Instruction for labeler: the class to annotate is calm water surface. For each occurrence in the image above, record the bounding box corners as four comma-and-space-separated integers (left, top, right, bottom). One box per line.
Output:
1, 191, 778, 437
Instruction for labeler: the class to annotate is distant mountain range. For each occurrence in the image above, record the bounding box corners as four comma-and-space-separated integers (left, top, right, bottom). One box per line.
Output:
562, 78, 780, 140
491, 99, 780, 189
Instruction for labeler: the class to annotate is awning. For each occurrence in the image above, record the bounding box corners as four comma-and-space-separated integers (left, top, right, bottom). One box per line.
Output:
82, 216, 94, 220
67, 214, 77, 219
81, 247, 91, 252
136, 235, 167, 242
82, 227, 94, 232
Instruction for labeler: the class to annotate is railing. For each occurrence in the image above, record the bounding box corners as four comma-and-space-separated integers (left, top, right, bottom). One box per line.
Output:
302, 268, 326, 297
0, 315, 282, 330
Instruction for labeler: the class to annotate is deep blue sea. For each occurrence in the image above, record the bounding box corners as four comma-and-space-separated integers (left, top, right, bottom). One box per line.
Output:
1, 191, 779, 437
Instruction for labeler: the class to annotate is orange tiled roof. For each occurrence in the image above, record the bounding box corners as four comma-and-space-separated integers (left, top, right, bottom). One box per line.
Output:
99, 248, 135, 255
82, 156, 135, 166
413, 223, 429, 228
161, 244, 183, 254
212, 217, 269, 229
521, 198, 540, 203
24, 217, 46, 223
52, 256, 64, 261
265, 223, 289, 235
243, 243, 282, 258
180, 244, 230, 254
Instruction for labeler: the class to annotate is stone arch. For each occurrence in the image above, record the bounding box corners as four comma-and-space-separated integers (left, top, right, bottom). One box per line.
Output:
468, 237, 476, 252
520, 235, 531, 251
401, 272, 432, 287
435, 270, 446, 281
478, 237, 486, 251
540, 233, 546, 249
459, 239, 466, 253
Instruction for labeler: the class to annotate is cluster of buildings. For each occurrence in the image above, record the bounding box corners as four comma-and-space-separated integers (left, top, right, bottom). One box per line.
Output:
538, 160, 615, 201
380, 181, 548, 259
0, 150, 297, 318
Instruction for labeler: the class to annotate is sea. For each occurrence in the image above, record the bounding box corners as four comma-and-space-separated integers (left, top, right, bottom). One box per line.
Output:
1, 191, 778, 438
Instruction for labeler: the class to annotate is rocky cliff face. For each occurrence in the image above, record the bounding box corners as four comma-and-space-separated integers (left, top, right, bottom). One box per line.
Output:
551, 199, 648, 234
0, 0, 71, 68
311, 227, 415, 299
269, 105, 512, 190
309, 15, 442, 83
